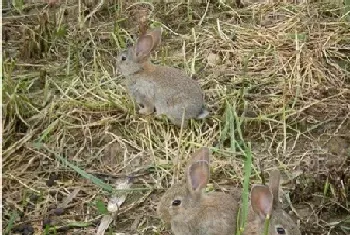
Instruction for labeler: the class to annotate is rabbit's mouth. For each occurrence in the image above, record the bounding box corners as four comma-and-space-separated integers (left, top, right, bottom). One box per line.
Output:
114, 66, 122, 76
114, 63, 128, 76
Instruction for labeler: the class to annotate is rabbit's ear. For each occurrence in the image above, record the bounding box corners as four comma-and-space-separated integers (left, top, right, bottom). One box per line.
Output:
187, 148, 210, 193
268, 169, 281, 208
135, 34, 154, 60
147, 27, 162, 51
191, 147, 210, 164
250, 185, 273, 221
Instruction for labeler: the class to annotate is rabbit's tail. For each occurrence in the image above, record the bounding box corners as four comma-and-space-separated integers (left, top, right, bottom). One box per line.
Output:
197, 106, 209, 119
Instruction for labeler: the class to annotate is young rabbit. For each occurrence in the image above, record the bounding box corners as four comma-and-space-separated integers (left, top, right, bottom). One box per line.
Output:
158, 148, 302, 235
157, 147, 239, 235
116, 27, 209, 127
244, 169, 302, 235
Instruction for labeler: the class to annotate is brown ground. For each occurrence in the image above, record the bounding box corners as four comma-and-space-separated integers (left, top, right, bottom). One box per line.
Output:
2, 1, 350, 235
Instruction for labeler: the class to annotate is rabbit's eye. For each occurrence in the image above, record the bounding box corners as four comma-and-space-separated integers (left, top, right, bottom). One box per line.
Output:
121, 55, 127, 61
172, 200, 181, 206
276, 227, 286, 234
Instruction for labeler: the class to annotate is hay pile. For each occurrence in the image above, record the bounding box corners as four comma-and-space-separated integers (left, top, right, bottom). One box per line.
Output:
2, 1, 349, 234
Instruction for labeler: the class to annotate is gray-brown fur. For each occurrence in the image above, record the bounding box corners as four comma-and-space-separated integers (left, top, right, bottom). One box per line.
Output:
158, 154, 302, 235
157, 147, 238, 235
116, 28, 208, 127
244, 169, 302, 235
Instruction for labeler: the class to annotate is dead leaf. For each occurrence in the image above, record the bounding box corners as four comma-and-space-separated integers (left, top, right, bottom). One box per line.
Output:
207, 52, 220, 67
96, 178, 132, 235
57, 188, 80, 208
96, 215, 114, 235
107, 178, 131, 213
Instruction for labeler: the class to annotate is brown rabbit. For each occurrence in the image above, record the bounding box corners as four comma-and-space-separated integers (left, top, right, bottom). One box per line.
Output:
157, 147, 239, 235
116, 27, 209, 127
158, 148, 302, 235
243, 169, 302, 235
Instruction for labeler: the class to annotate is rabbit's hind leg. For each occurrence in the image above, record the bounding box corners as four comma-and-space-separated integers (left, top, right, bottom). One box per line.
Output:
163, 105, 190, 128
169, 117, 189, 128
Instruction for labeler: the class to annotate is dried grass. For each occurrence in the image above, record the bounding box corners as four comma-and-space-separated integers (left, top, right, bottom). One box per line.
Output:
2, 1, 350, 234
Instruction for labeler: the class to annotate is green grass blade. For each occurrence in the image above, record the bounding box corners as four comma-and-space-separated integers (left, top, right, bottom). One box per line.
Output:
223, 99, 252, 234
264, 215, 271, 235
239, 142, 252, 233
4, 211, 18, 235
33, 143, 113, 192
54, 151, 114, 192
344, 0, 350, 21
